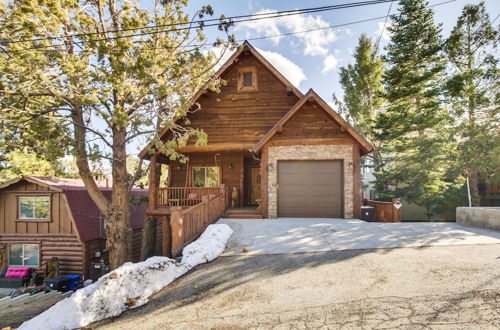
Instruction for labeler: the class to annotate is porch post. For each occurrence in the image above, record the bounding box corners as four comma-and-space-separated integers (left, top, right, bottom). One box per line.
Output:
148, 153, 158, 210
170, 207, 184, 258
219, 184, 226, 211
240, 154, 244, 207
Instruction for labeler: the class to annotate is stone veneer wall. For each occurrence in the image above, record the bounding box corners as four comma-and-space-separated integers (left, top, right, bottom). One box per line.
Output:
267, 145, 354, 218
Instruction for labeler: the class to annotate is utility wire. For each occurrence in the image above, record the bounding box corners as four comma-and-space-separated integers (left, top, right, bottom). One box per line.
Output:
3, 0, 396, 45
375, 0, 394, 50
1, 0, 456, 54
2, 0, 396, 50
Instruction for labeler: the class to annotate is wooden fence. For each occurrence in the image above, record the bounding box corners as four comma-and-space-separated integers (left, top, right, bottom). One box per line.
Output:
157, 187, 220, 207
363, 199, 401, 223
170, 192, 226, 257
487, 183, 500, 194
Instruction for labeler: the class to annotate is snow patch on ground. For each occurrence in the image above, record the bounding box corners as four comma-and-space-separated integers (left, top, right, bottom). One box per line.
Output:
19, 224, 233, 330
182, 224, 234, 267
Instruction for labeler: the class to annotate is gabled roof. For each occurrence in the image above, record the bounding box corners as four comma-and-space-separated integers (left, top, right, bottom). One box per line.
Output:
251, 89, 373, 155
139, 40, 304, 159
0, 176, 147, 242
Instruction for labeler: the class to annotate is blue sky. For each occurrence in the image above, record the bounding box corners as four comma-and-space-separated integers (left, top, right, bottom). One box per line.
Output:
185, 0, 500, 103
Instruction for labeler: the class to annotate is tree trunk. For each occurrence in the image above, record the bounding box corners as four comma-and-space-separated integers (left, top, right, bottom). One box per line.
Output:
140, 161, 162, 260
107, 127, 133, 270
140, 216, 157, 260
468, 169, 480, 206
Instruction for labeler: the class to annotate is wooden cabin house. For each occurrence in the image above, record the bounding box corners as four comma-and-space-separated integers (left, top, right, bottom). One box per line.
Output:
141, 41, 373, 223
0, 176, 155, 280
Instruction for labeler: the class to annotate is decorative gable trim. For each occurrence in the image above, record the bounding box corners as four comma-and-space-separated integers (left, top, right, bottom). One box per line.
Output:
251, 89, 373, 155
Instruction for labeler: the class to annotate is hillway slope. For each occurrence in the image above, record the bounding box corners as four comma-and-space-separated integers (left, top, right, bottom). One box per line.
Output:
93, 244, 500, 329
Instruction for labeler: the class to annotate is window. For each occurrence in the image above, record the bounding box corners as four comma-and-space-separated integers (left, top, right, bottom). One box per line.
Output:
18, 196, 51, 220
192, 167, 219, 187
8, 244, 40, 267
238, 67, 257, 91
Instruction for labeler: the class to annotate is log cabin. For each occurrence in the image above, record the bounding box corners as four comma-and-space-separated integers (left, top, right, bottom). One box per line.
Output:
141, 40, 373, 235
0, 176, 157, 281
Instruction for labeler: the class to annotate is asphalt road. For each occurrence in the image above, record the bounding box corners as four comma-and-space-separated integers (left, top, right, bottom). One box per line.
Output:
93, 244, 500, 329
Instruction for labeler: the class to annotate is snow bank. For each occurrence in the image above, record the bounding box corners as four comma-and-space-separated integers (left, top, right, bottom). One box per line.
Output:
19, 224, 233, 330
181, 224, 234, 267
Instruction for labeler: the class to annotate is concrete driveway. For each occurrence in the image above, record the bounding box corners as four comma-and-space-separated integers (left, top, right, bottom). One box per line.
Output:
218, 218, 500, 255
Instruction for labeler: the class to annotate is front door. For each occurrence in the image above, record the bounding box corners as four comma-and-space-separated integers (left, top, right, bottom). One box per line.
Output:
250, 167, 261, 205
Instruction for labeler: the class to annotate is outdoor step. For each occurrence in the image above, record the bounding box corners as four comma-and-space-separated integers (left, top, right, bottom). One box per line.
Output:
223, 214, 263, 219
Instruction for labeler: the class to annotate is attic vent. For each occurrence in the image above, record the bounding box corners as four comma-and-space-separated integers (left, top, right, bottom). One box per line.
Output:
243, 72, 253, 87
238, 66, 258, 92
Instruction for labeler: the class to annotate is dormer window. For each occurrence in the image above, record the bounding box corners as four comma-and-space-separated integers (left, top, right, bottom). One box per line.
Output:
238, 67, 257, 92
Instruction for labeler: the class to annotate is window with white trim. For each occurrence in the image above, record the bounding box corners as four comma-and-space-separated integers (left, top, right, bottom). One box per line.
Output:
18, 196, 50, 220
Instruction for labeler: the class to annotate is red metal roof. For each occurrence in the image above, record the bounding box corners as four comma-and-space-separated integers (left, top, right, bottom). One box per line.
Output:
64, 189, 147, 242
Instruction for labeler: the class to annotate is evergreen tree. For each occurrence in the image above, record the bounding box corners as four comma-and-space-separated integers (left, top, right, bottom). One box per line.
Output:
337, 33, 385, 172
444, 2, 499, 205
374, 0, 459, 220
336, 33, 385, 199
0, 0, 234, 269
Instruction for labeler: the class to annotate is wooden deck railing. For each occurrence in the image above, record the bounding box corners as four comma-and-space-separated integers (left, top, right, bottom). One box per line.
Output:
363, 199, 401, 223
157, 187, 221, 207
170, 192, 226, 257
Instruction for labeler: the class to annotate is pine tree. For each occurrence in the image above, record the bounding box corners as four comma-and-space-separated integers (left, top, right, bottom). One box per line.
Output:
0, 0, 234, 269
337, 33, 385, 170
374, 0, 458, 220
444, 2, 499, 205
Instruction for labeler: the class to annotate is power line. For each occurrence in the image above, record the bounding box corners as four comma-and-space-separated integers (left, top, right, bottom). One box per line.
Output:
3, 0, 396, 46
2, 0, 398, 52
375, 0, 394, 50
1, 0, 456, 54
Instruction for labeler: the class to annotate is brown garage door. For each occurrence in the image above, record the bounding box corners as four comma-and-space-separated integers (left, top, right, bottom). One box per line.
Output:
278, 160, 343, 218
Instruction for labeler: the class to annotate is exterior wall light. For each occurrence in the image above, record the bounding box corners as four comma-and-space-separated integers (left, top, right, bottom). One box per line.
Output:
229, 164, 234, 169
268, 163, 273, 171
348, 162, 354, 170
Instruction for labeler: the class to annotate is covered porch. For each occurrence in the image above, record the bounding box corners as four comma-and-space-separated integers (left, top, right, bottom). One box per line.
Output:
147, 148, 263, 214
145, 148, 264, 259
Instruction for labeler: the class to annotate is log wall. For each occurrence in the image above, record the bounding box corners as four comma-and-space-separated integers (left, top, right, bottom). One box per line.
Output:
0, 233, 83, 275
163, 52, 300, 146
170, 153, 245, 205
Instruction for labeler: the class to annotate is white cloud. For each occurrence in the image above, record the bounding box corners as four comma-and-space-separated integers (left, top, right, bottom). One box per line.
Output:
206, 46, 306, 88
322, 50, 342, 74
236, 9, 338, 57
375, 21, 392, 42
256, 48, 307, 87
207, 46, 235, 72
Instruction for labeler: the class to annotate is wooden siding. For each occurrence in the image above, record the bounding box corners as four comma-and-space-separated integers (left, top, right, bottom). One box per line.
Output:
170, 153, 244, 194
0, 181, 77, 236
0, 233, 83, 275
164, 52, 300, 146
1, 180, 153, 280
268, 101, 351, 142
